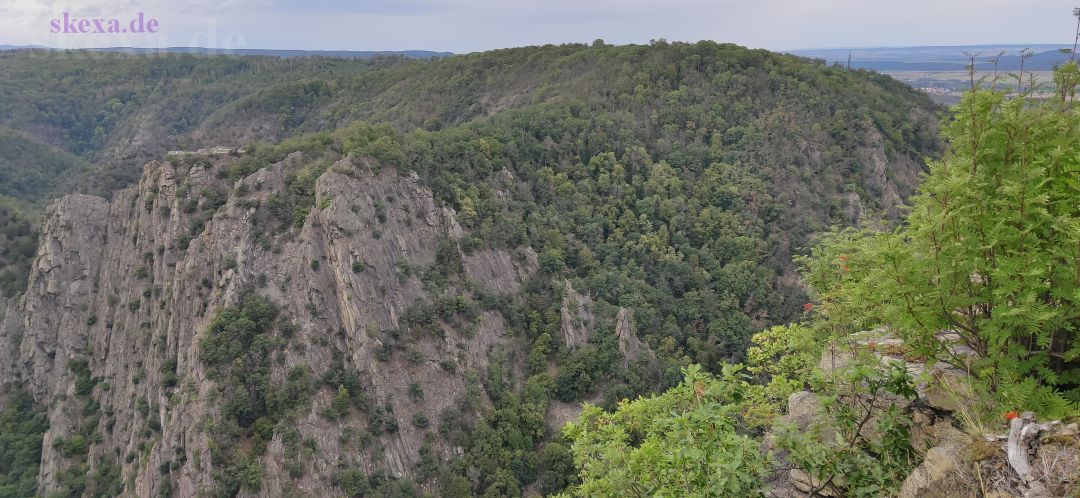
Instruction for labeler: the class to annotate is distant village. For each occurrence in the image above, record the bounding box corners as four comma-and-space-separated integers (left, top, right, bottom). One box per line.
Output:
917, 86, 954, 96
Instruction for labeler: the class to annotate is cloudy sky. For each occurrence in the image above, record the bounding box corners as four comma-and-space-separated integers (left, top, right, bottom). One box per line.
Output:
1, 0, 1076, 53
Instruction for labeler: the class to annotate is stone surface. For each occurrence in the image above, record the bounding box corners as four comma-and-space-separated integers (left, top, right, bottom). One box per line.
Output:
898, 443, 967, 498
787, 391, 819, 431
922, 363, 976, 413
910, 405, 966, 451
615, 307, 653, 366
0, 155, 538, 496
560, 279, 593, 349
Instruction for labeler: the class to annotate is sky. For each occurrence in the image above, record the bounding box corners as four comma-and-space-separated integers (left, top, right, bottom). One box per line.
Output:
1, 0, 1076, 53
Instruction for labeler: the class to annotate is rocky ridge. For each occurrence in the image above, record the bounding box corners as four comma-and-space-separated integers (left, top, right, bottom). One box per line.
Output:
0, 152, 548, 496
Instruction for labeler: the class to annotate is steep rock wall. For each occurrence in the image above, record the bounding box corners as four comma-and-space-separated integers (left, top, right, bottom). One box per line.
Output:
0, 154, 535, 496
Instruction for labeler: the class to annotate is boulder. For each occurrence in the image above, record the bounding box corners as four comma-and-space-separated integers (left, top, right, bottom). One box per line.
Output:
910, 405, 966, 451
922, 363, 976, 413
898, 443, 969, 498
787, 391, 819, 431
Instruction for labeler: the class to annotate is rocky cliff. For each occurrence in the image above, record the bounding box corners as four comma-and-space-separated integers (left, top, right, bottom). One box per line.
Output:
0, 152, 540, 496
769, 329, 1080, 498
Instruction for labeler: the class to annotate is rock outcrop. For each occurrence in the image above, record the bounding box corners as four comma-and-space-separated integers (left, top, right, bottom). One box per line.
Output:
896, 443, 968, 498
0, 154, 538, 496
559, 280, 593, 349
615, 307, 653, 366
781, 329, 1080, 498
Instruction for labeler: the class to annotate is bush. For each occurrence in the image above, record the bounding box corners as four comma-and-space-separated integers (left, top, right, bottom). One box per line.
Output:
53, 435, 89, 458
199, 294, 316, 492
335, 469, 369, 497
69, 359, 97, 396
560, 365, 767, 497
411, 412, 429, 429
773, 356, 918, 497
408, 382, 424, 401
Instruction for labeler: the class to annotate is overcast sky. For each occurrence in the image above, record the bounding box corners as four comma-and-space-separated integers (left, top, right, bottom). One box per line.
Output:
2, 0, 1076, 53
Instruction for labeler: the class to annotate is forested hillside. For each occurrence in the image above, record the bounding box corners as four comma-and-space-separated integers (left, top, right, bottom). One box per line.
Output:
0, 42, 940, 298
0, 41, 943, 497
558, 62, 1080, 498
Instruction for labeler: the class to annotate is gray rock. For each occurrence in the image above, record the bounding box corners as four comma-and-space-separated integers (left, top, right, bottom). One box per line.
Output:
0, 156, 538, 496
560, 279, 593, 349
787, 391, 819, 431
898, 443, 966, 498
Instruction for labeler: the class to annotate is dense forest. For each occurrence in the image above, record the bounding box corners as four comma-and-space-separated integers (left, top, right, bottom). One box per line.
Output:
0, 42, 940, 298
560, 61, 1080, 497
0, 41, 951, 497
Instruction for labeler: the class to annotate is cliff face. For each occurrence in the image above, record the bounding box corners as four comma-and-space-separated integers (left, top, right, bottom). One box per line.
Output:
0, 153, 536, 496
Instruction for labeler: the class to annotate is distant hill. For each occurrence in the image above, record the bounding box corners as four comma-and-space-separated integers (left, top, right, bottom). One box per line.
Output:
0, 45, 452, 59
790, 44, 1073, 71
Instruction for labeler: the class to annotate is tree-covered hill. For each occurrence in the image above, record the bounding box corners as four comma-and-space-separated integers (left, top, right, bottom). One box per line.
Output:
0, 41, 947, 496
557, 62, 1080, 498
0, 42, 941, 302
1, 42, 940, 198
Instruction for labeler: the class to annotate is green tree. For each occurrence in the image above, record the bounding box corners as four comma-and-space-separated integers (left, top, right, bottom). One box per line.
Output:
0, 390, 48, 498
801, 63, 1080, 416
558, 364, 766, 497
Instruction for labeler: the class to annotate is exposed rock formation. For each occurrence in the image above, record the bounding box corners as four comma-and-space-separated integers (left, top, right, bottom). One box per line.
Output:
784, 330, 1080, 498
0, 154, 537, 496
559, 280, 593, 349
897, 443, 967, 498
615, 307, 652, 366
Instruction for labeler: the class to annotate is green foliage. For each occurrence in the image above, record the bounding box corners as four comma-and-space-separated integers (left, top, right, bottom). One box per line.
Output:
53, 435, 89, 458
323, 385, 351, 420
335, 468, 369, 497
774, 356, 918, 497
559, 364, 767, 497
0, 390, 48, 498
332, 468, 419, 498
0, 42, 938, 363
0, 200, 38, 299
199, 294, 313, 495
69, 359, 98, 396
743, 323, 823, 426
427, 360, 553, 497
537, 443, 576, 495
800, 65, 1080, 416
85, 457, 123, 498
0, 127, 92, 203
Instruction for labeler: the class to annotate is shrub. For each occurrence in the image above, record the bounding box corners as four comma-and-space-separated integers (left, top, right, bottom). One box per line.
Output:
53, 435, 89, 458
560, 365, 767, 497
408, 382, 424, 401
412, 412, 430, 429
773, 356, 918, 497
